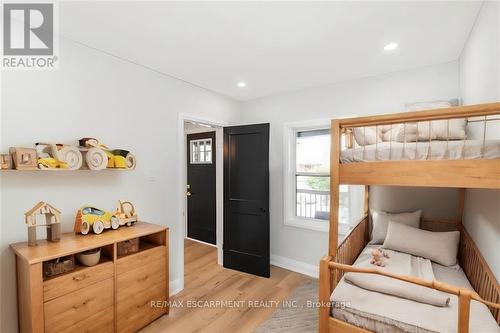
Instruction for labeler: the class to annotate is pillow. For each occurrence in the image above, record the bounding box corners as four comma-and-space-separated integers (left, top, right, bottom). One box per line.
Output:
401, 100, 467, 141
370, 209, 422, 244
393, 120, 467, 142
383, 221, 460, 267
353, 126, 378, 146
405, 100, 452, 112
381, 125, 400, 141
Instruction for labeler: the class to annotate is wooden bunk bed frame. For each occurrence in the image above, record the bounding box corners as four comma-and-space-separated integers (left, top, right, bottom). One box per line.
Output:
319, 102, 500, 333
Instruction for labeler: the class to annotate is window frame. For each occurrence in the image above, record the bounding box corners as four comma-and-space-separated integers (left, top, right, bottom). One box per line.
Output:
190, 138, 213, 164
284, 119, 347, 233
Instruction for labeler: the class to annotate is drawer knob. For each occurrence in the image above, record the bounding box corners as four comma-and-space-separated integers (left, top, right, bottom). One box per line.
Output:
73, 299, 90, 310
73, 274, 87, 282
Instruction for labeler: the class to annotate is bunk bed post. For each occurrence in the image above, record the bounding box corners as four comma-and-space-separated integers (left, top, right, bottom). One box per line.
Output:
329, 119, 341, 257
319, 256, 332, 333
319, 119, 341, 333
458, 188, 466, 223
458, 290, 472, 333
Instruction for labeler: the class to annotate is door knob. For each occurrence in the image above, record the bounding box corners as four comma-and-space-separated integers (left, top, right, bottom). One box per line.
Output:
186, 191, 192, 197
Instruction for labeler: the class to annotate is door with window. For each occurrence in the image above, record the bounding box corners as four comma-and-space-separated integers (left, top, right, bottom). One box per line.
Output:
187, 132, 216, 245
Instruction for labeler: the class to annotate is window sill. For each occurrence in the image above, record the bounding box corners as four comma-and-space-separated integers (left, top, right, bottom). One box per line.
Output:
284, 218, 352, 236
285, 218, 329, 232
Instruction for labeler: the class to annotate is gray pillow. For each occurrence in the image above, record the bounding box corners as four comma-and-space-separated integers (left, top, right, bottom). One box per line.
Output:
383, 221, 460, 267
370, 209, 422, 244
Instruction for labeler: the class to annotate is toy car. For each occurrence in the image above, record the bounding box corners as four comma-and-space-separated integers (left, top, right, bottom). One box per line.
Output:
74, 201, 138, 235
74, 206, 116, 235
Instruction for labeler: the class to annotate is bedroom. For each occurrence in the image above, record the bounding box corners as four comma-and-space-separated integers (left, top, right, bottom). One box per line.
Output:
0, 1, 499, 333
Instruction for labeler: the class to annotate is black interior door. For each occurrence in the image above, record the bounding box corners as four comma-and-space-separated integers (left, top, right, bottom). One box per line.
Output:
187, 131, 216, 245
223, 123, 270, 277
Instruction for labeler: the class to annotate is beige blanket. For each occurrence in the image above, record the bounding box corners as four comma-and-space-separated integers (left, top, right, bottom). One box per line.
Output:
344, 249, 450, 307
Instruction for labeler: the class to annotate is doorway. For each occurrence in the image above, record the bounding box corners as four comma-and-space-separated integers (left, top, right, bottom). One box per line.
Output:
186, 131, 216, 245
177, 116, 270, 295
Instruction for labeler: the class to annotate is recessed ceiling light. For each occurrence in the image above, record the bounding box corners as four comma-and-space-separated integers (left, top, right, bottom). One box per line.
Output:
237, 82, 247, 88
384, 42, 398, 51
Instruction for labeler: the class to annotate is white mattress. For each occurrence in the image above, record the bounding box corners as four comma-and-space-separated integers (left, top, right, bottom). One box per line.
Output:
330, 245, 500, 333
340, 139, 500, 163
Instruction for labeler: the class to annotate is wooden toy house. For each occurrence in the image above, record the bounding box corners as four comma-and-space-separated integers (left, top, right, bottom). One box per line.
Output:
25, 202, 62, 246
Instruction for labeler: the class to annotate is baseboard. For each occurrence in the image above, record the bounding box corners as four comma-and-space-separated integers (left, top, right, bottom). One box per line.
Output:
270, 254, 319, 278
169, 278, 183, 296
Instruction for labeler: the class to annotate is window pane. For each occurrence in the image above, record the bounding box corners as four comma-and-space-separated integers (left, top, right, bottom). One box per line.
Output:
205, 151, 212, 162
296, 130, 330, 173
296, 175, 330, 220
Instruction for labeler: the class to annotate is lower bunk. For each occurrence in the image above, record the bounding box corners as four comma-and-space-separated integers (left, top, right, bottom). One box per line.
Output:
319, 217, 500, 333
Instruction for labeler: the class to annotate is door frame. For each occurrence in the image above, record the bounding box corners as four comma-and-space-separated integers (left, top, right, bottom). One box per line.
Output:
177, 113, 226, 293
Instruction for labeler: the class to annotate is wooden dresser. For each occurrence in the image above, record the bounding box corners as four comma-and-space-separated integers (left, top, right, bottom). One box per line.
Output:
11, 222, 169, 333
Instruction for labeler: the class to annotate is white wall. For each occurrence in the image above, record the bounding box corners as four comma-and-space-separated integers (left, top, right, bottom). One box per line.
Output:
459, 1, 500, 279
241, 61, 460, 271
0, 38, 241, 333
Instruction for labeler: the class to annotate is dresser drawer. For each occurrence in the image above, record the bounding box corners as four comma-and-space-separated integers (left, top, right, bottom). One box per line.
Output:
44, 261, 113, 302
58, 309, 114, 333
117, 281, 166, 333
117, 256, 167, 302
44, 277, 114, 333
117, 245, 166, 275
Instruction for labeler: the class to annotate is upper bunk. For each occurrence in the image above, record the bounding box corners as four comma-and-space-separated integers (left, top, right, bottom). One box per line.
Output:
331, 102, 500, 189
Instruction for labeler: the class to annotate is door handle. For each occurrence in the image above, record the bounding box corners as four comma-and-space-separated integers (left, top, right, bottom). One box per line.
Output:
260, 208, 267, 213
186, 191, 192, 197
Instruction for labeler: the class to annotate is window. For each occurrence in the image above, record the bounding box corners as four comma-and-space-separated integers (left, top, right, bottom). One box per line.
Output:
295, 129, 331, 221
190, 139, 212, 164
284, 121, 364, 234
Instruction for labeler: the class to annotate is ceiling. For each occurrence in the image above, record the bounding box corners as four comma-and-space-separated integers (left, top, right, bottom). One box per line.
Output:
60, 1, 481, 101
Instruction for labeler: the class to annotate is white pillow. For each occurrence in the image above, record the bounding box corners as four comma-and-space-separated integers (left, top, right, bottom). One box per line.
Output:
370, 209, 422, 244
393, 120, 467, 142
353, 127, 378, 146
401, 100, 467, 141
405, 100, 452, 112
383, 221, 460, 267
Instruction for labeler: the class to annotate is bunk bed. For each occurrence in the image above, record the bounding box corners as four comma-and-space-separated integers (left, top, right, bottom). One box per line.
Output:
318, 102, 500, 333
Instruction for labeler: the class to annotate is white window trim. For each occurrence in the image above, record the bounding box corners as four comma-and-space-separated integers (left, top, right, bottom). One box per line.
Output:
283, 119, 349, 235
190, 138, 213, 164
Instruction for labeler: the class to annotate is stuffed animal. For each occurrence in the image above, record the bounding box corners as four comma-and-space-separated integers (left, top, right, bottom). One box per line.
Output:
370, 248, 390, 267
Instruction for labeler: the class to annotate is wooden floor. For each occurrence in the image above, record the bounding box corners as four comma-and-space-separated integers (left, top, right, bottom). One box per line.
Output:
141, 239, 307, 333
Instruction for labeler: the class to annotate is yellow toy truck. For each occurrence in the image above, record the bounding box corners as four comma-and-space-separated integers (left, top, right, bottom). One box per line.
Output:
74, 201, 138, 235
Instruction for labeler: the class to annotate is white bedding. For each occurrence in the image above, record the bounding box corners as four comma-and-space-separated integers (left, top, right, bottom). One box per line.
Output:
341, 139, 500, 163
330, 245, 500, 333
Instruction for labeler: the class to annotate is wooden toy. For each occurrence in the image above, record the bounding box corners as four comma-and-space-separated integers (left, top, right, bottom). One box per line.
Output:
114, 200, 138, 226
74, 201, 138, 235
78, 138, 136, 170
25, 202, 62, 246
0, 154, 12, 169
36, 142, 82, 170
10, 147, 38, 170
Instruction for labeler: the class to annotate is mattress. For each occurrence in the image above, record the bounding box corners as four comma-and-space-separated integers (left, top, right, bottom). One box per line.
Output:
330, 245, 500, 333
340, 139, 500, 163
